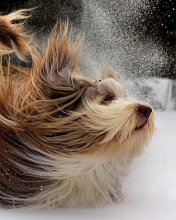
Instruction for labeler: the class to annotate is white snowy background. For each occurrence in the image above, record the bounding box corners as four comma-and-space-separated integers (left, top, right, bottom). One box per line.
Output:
1, 0, 176, 219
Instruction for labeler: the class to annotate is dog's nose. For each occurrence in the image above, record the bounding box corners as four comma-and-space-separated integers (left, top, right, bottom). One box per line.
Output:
136, 105, 152, 118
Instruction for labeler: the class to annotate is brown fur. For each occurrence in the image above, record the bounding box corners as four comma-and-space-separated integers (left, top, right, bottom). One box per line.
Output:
0, 9, 31, 60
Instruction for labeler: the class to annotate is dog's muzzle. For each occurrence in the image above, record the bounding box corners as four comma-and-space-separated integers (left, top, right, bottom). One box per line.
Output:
135, 105, 152, 131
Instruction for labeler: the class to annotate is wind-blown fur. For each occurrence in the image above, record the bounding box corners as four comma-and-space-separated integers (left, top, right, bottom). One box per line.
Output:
0, 9, 155, 209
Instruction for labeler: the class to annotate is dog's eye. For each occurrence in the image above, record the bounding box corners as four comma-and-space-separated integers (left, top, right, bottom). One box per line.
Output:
101, 94, 115, 105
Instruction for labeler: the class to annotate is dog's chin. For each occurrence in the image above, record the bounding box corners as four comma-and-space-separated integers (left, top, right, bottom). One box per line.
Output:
129, 115, 155, 154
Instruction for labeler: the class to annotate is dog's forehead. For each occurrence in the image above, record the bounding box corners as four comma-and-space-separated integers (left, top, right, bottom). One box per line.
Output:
97, 78, 126, 98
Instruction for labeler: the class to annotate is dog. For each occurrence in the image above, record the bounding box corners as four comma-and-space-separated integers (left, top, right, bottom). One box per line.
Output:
0, 9, 155, 209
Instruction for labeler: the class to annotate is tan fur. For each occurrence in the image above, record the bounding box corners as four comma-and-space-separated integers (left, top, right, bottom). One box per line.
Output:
0, 9, 32, 60
0, 10, 155, 209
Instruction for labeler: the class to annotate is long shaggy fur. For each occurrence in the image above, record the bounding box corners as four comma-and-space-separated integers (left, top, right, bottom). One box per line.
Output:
0, 9, 32, 61
0, 9, 155, 209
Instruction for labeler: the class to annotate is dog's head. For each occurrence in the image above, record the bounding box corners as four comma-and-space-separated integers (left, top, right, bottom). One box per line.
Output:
57, 68, 155, 162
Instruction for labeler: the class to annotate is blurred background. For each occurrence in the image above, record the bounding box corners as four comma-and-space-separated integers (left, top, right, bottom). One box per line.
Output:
1, 0, 176, 110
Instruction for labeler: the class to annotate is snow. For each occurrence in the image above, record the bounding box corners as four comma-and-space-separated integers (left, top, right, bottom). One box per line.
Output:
125, 77, 176, 111
0, 111, 176, 219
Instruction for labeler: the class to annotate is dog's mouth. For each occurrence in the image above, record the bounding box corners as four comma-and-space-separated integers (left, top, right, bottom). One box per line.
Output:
135, 120, 148, 131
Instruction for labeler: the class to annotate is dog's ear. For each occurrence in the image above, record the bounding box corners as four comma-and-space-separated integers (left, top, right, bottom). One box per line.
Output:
101, 66, 121, 82
0, 9, 31, 61
73, 73, 97, 89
